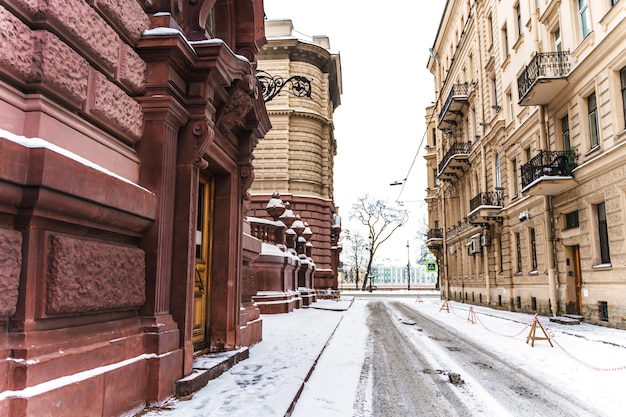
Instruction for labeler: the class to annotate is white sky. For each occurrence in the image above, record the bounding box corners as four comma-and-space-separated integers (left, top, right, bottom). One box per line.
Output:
138, 295, 626, 416
263, 1, 448, 264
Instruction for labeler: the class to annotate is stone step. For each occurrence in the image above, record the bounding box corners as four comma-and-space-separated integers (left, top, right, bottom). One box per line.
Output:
549, 316, 581, 325
176, 347, 249, 398
564, 314, 584, 321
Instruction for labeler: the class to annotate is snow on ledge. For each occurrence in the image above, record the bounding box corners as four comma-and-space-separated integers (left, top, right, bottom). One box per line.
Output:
0, 128, 152, 193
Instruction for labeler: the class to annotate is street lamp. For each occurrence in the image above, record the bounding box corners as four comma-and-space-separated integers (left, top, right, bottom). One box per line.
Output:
368, 235, 374, 293
406, 240, 411, 291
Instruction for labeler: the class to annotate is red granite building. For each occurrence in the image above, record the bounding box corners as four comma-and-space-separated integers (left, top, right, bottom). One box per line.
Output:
0, 1, 269, 415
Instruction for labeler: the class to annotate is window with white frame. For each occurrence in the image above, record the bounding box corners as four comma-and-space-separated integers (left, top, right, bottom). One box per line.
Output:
515, 232, 522, 273
596, 202, 611, 264
515, 3, 522, 37
502, 24, 509, 56
507, 92, 514, 121
530, 227, 537, 271
588, 92, 600, 148
578, 0, 591, 39
561, 115, 570, 149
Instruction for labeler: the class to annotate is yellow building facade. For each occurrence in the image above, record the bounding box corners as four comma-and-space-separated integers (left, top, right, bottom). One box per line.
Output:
425, 0, 626, 326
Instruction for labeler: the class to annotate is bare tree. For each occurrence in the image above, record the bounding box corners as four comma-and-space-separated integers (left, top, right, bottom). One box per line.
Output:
350, 194, 409, 291
343, 229, 367, 290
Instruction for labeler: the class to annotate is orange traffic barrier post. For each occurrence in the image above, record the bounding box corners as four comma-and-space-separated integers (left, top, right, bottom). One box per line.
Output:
467, 306, 477, 324
439, 299, 450, 313
526, 313, 553, 347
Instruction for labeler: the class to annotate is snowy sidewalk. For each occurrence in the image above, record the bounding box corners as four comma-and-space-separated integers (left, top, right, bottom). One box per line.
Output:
138, 298, 352, 417
138, 295, 626, 416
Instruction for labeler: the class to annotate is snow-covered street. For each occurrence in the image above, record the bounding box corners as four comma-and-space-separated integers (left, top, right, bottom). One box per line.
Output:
139, 293, 626, 416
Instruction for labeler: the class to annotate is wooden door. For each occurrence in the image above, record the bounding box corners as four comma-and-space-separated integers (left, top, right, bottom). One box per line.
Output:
193, 174, 214, 351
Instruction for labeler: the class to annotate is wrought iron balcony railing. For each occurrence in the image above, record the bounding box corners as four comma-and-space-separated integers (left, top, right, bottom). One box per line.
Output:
438, 141, 472, 174
521, 150, 577, 188
438, 83, 470, 125
427, 228, 443, 240
469, 190, 504, 212
517, 51, 570, 100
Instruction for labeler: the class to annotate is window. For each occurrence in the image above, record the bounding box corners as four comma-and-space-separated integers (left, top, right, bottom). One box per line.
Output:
588, 92, 600, 148
495, 153, 502, 189
512, 159, 519, 195
491, 76, 498, 111
597, 202, 611, 264
502, 24, 509, 56
516, 232, 522, 272
565, 210, 579, 229
516, 4, 523, 36
561, 115, 570, 149
507, 93, 514, 121
578, 0, 591, 39
432, 128, 437, 147
530, 228, 537, 271
611, 0, 620, 6
433, 169, 439, 187
619, 67, 626, 127
554, 26, 562, 53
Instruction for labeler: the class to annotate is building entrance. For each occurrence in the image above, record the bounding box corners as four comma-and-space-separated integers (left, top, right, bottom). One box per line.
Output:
193, 173, 214, 351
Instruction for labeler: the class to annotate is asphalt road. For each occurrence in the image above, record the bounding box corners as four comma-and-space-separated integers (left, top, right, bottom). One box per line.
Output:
355, 301, 603, 417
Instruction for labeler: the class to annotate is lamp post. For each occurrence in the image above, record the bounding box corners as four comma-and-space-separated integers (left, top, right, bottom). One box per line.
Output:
368, 235, 374, 293
406, 240, 411, 291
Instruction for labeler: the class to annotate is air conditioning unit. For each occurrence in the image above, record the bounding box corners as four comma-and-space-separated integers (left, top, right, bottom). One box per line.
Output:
481, 234, 491, 247
467, 234, 481, 255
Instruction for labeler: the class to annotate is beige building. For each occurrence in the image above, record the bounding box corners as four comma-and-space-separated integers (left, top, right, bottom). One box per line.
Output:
425, 0, 626, 327
250, 19, 343, 289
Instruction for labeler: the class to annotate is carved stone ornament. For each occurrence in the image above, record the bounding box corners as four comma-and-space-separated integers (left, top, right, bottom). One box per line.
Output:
192, 120, 214, 169
240, 164, 254, 200
217, 89, 253, 135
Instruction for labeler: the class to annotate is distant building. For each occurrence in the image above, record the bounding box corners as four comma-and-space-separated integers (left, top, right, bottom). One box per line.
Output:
251, 19, 343, 289
425, 0, 626, 326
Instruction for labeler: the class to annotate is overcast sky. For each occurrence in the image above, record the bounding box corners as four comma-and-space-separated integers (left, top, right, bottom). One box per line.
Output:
263, 1, 447, 263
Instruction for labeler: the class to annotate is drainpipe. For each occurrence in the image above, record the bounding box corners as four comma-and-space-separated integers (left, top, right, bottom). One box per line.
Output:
442, 190, 450, 300
480, 148, 492, 304
539, 106, 558, 315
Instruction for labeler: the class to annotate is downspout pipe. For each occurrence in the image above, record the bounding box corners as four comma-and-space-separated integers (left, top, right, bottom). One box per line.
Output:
539, 106, 558, 316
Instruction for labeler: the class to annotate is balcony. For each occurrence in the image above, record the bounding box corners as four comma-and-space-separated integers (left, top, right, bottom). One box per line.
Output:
438, 83, 470, 128
426, 228, 443, 250
518, 51, 570, 106
467, 190, 503, 225
437, 141, 471, 183
521, 150, 577, 196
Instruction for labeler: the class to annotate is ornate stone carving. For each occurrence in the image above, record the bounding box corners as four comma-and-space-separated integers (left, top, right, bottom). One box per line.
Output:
46, 234, 145, 315
192, 120, 214, 169
0, 228, 22, 318
240, 164, 254, 200
217, 89, 253, 135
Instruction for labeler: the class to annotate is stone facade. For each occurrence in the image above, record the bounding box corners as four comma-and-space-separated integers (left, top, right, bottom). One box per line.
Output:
252, 19, 342, 289
0, 1, 270, 415
425, 0, 626, 327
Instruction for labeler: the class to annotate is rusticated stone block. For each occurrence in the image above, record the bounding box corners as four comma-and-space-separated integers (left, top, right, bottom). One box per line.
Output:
118, 43, 146, 94
0, 228, 22, 317
33, 31, 90, 106
46, 234, 145, 314
13, 0, 119, 74
0, 6, 34, 81
94, 0, 150, 43
89, 71, 143, 140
